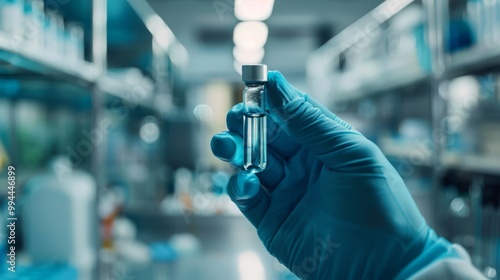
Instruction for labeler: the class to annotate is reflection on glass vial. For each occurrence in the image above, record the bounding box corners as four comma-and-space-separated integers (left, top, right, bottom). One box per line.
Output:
242, 64, 267, 173
244, 113, 267, 172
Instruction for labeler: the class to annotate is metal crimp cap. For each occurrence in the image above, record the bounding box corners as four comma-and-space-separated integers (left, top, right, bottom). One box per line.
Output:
242, 64, 268, 83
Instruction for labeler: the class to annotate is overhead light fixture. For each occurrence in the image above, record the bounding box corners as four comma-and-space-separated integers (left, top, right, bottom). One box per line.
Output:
170, 41, 189, 68
144, 14, 174, 49
233, 46, 265, 64
234, 0, 275, 21
233, 21, 268, 50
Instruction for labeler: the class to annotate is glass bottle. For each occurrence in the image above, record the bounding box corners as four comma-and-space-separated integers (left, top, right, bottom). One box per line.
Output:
23, 0, 44, 51
242, 64, 267, 173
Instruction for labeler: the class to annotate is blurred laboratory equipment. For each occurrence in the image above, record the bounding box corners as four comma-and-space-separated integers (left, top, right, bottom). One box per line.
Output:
467, 0, 500, 46
44, 10, 64, 59
99, 186, 125, 251
23, 0, 44, 51
242, 64, 268, 173
167, 233, 201, 258
112, 217, 151, 264
65, 22, 84, 62
0, 0, 24, 39
471, 176, 500, 279
1, 0, 190, 278
22, 157, 96, 280
159, 168, 236, 216
308, 1, 500, 278
0, 0, 87, 63
441, 172, 497, 277
140, 116, 161, 144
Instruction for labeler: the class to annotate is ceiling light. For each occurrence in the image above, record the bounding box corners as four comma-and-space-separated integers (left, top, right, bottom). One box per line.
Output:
234, 0, 275, 21
233, 46, 265, 64
233, 21, 268, 50
170, 41, 189, 68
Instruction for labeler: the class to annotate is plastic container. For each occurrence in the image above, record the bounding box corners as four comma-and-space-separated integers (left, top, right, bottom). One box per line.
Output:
44, 10, 63, 59
65, 22, 84, 63
23, 159, 96, 280
23, 0, 44, 51
0, 0, 24, 38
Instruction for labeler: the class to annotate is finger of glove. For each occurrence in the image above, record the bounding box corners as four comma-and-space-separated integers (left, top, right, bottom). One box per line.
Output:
211, 131, 286, 188
267, 94, 368, 170
303, 94, 353, 131
267, 70, 353, 131
210, 131, 244, 167
227, 172, 270, 228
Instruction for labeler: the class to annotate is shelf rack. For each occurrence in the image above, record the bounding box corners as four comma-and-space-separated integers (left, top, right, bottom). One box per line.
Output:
307, 0, 500, 176
448, 45, 500, 77
308, 4, 500, 272
379, 137, 434, 167
331, 57, 428, 102
443, 153, 500, 175
98, 72, 155, 111
0, 1, 186, 279
0, 33, 98, 84
0, 0, 184, 110
0, 38, 155, 108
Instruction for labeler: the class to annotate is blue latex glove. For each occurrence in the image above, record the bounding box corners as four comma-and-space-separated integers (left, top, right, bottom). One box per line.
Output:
210, 71, 460, 279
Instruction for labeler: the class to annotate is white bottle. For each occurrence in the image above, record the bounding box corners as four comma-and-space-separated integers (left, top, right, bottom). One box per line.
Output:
0, 0, 24, 39
23, 157, 96, 280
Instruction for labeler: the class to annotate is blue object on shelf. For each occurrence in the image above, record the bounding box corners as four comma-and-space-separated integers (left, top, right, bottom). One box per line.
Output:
149, 242, 178, 262
414, 24, 432, 72
447, 19, 475, 53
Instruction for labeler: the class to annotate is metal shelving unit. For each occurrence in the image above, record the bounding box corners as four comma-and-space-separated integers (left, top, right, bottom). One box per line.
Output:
379, 137, 434, 167
443, 153, 500, 175
331, 58, 428, 102
307, 0, 500, 177
307, 0, 500, 277
448, 45, 500, 77
0, 0, 186, 279
0, 33, 98, 84
98, 72, 155, 110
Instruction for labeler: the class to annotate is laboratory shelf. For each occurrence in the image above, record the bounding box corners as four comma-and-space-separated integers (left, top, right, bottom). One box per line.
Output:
98, 73, 155, 111
379, 138, 434, 167
448, 45, 500, 78
0, 32, 158, 111
331, 58, 428, 103
443, 153, 500, 175
0, 33, 98, 85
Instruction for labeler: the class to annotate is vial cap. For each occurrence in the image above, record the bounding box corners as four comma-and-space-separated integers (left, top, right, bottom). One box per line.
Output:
242, 64, 267, 83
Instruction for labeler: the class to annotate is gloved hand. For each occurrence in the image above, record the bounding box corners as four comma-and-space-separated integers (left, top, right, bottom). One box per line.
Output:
210, 71, 460, 279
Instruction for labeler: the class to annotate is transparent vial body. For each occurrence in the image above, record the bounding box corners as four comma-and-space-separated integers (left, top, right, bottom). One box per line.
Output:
243, 83, 267, 173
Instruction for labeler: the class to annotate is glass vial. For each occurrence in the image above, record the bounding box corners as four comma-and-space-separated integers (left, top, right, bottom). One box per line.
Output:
242, 64, 267, 173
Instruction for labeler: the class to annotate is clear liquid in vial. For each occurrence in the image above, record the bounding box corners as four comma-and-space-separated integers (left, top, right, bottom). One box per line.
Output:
243, 114, 267, 173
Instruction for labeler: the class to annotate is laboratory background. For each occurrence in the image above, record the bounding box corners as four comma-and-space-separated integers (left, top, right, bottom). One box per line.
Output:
0, 0, 499, 279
